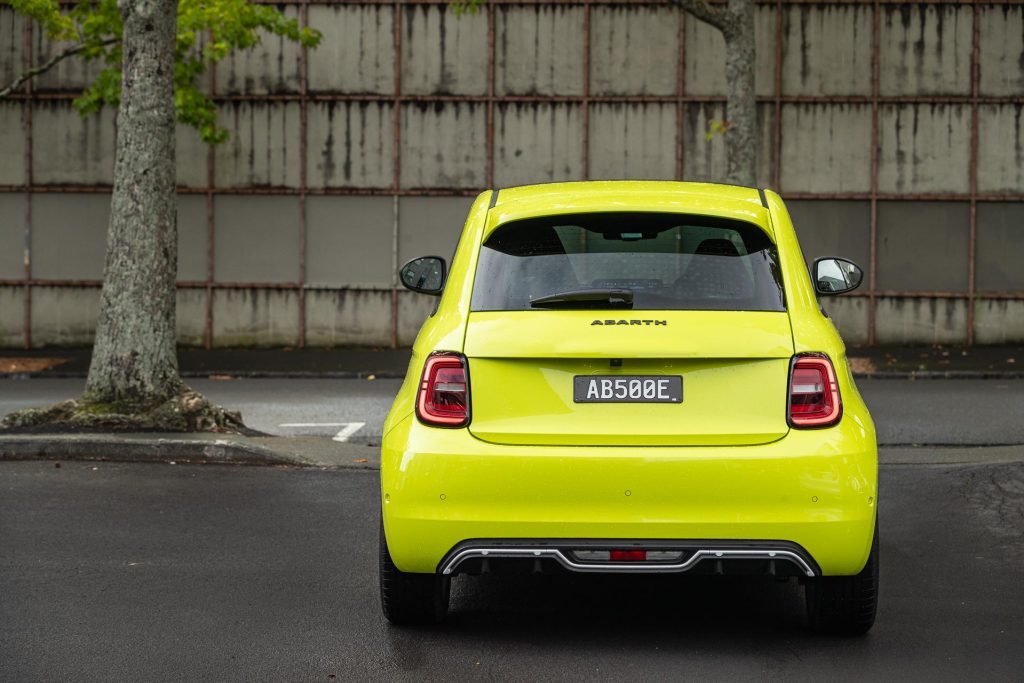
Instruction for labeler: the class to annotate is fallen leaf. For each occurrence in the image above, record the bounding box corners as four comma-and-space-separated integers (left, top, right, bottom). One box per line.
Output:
208, 374, 234, 381
366, 374, 377, 381
353, 458, 368, 463
0, 357, 70, 373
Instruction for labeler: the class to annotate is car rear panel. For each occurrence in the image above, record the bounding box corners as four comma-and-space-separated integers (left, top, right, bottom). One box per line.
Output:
464, 310, 793, 447
381, 414, 877, 576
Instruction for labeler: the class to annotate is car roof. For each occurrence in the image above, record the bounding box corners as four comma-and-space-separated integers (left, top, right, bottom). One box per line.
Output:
485, 181, 773, 237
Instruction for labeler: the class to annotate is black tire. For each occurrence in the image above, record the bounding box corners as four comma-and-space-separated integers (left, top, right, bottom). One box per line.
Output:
805, 520, 879, 635
379, 521, 450, 626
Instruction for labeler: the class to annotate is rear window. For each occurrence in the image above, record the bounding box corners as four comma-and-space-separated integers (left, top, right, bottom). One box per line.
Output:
470, 212, 786, 312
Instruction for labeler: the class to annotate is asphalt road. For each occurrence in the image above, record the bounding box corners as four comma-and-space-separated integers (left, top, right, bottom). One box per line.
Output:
2, 377, 1024, 446
2, 459, 1022, 680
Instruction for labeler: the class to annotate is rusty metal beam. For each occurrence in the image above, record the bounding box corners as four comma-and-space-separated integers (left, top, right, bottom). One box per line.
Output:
18, 91, 1024, 106
6, 185, 1024, 202
22, 17, 33, 349
582, 0, 591, 180
298, 0, 309, 348
675, 10, 685, 180
868, 0, 880, 346
204, 38, 216, 350
390, 0, 402, 350
486, 1, 496, 188
772, 0, 783, 189
9, 280, 1024, 301
967, 0, 980, 345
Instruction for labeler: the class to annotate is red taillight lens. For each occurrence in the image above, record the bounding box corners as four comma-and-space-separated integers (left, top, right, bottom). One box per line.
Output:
788, 353, 842, 428
416, 354, 470, 427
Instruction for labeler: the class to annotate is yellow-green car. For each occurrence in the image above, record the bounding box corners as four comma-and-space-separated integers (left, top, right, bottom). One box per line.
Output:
380, 181, 878, 634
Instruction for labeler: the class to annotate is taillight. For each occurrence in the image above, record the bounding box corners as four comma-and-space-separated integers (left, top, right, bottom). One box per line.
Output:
788, 353, 842, 428
416, 353, 470, 427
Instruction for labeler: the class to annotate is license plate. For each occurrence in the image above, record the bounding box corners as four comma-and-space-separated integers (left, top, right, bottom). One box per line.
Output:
573, 375, 683, 403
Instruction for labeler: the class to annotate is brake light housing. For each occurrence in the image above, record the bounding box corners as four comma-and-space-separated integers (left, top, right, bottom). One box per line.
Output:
416, 353, 470, 428
788, 353, 842, 428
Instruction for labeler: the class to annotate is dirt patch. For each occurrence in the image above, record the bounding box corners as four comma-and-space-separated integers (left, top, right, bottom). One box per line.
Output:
847, 357, 876, 375
0, 357, 71, 373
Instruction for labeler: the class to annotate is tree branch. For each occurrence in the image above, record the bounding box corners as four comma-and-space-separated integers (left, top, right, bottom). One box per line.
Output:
0, 38, 119, 100
668, 0, 733, 34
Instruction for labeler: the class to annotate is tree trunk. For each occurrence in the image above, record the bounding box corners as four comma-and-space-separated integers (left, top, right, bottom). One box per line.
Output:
83, 0, 182, 409
722, 0, 756, 187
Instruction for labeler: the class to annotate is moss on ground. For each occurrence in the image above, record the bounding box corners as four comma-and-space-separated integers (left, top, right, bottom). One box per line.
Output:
0, 389, 245, 434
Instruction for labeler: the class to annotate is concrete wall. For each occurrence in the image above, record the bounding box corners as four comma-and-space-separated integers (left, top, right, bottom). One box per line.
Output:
2, 2, 1023, 348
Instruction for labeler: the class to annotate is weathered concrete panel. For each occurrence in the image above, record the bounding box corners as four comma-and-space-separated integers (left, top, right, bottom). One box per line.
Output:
33, 36, 103, 91
400, 103, 486, 188
683, 103, 773, 186
495, 7, 583, 96
212, 288, 299, 347
976, 203, 1024, 293
780, 104, 871, 193
879, 5, 972, 96
214, 195, 300, 284
877, 201, 969, 293
308, 5, 394, 94
974, 300, 1024, 345
218, 6, 300, 94
589, 103, 675, 181
397, 289, 439, 346
977, 105, 1024, 195
781, 5, 872, 96
176, 288, 206, 347
684, 6, 776, 97
305, 289, 392, 347
307, 196, 393, 288
30, 286, 100, 347
31, 193, 109, 280
823, 296, 869, 346
0, 103, 25, 185
787, 200, 871, 271
214, 102, 301, 188
877, 104, 970, 194
0, 9, 23, 88
0, 287, 23, 348
874, 297, 967, 345
32, 102, 115, 185
979, 7, 1024, 97
308, 101, 393, 189
0, 194, 26, 279
401, 6, 487, 96
397, 196, 474, 265
590, 7, 677, 96
494, 103, 582, 187
177, 194, 207, 283
175, 124, 209, 189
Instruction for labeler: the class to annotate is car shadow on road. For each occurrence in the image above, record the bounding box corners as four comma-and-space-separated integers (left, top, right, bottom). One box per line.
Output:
447, 573, 810, 639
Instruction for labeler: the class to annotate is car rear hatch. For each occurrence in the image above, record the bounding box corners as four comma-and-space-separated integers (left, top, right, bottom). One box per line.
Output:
463, 210, 793, 447
465, 310, 793, 447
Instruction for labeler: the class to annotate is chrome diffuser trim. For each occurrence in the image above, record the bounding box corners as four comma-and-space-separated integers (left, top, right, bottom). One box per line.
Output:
439, 546, 817, 577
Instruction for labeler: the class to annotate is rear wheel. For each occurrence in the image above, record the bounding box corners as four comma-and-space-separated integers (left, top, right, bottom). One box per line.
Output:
379, 521, 450, 626
805, 520, 879, 635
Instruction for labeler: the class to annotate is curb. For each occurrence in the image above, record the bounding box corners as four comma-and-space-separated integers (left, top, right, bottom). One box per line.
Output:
0, 370, 407, 381
0, 435, 313, 467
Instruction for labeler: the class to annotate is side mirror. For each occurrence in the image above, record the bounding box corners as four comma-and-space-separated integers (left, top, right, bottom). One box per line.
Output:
813, 257, 863, 296
399, 256, 446, 296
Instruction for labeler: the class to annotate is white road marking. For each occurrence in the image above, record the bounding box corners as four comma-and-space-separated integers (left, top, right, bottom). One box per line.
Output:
278, 421, 366, 442
331, 422, 366, 443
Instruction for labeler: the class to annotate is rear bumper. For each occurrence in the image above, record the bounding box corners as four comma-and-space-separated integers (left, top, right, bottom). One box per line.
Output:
381, 413, 877, 576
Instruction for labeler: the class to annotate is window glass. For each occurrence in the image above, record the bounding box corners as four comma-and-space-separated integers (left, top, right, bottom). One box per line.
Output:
471, 212, 786, 312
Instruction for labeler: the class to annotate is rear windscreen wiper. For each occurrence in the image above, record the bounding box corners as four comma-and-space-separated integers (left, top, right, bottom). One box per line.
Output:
530, 288, 634, 309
